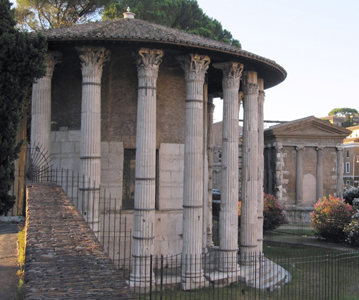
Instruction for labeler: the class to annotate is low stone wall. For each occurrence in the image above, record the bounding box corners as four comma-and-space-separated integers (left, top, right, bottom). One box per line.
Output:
24, 183, 135, 300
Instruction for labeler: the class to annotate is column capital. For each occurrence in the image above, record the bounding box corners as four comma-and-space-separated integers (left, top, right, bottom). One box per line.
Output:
177, 53, 210, 83
44, 51, 62, 78
213, 61, 243, 90
76, 46, 109, 78
316, 145, 325, 151
242, 83, 259, 96
275, 142, 283, 150
258, 90, 265, 103
135, 48, 164, 79
238, 91, 243, 106
336, 144, 344, 151
296, 145, 305, 151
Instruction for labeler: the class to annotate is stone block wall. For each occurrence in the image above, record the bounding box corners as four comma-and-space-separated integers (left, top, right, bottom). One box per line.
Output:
158, 143, 184, 210
51, 129, 81, 171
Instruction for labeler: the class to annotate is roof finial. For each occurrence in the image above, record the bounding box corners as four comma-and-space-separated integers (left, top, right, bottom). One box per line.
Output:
123, 7, 135, 19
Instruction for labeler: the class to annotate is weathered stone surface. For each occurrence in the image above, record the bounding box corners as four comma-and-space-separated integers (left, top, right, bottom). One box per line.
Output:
24, 183, 135, 300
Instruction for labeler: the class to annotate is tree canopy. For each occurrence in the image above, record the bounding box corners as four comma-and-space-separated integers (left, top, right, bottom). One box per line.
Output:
102, 0, 241, 48
328, 108, 359, 128
0, 0, 47, 215
328, 108, 359, 117
15, 0, 111, 31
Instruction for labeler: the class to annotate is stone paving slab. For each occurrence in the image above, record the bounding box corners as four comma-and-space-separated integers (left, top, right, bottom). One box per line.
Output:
0, 222, 21, 300
24, 183, 135, 300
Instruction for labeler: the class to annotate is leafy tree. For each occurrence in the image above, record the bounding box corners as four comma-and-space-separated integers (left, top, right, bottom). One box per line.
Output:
328, 108, 358, 117
103, 0, 241, 48
0, 0, 47, 215
15, 0, 111, 31
328, 108, 358, 127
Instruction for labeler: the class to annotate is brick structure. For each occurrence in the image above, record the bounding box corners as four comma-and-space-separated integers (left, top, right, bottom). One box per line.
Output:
24, 183, 135, 299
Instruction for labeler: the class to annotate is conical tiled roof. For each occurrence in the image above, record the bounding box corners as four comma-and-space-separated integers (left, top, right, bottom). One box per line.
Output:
43, 18, 287, 89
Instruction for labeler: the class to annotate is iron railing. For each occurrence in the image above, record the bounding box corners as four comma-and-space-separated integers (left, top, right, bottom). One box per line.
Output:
28, 166, 359, 299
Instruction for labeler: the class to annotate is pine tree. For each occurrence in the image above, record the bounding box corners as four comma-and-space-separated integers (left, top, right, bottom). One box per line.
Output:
0, 0, 47, 215
103, 0, 241, 48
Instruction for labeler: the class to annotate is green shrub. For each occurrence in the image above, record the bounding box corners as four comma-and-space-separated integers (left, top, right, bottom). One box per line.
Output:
311, 196, 355, 242
344, 214, 359, 246
343, 185, 359, 206
238, 193, 287, 231
263, 193, 287, 231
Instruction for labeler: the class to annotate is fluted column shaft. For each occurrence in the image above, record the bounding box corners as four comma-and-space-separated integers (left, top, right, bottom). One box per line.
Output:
336, 145, 344, 199
130, 48, 163, 286
296, 146, 305, 205
257, 79, 265, 254
178, 54, 210, 289
77, 46, 108, 236
214, 62, 243, 272
31, 52, 61, 158
316, 146, 324, 200
241, 71, 259, 261
207, 97, 215, 247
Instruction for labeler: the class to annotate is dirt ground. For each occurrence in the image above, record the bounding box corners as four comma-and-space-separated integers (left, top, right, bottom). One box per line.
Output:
0, 222, 21, 300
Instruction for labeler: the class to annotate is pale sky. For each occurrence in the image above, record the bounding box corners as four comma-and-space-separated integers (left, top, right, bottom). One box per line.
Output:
196, 0, 359, 123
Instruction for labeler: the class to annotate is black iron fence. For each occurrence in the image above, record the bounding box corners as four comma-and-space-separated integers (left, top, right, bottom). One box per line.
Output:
27, 166, 359, 299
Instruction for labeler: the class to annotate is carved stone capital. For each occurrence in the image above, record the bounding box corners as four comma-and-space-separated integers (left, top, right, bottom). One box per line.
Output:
76, 46, 109, 78
296, 145, 305, 151
275, 142, 283, 150
213, 61, 243, 90
242, 83, 259, 96
238, 91, 243, 106
45, 51, 62, 78
336, 144, 344, 151
177, 53, 210, 83
258, 90, 265, 104
316, 145, 325, 151
135, 48, 164, 79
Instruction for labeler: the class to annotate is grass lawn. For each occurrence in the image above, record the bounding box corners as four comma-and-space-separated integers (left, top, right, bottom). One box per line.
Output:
136, 242, 359, 300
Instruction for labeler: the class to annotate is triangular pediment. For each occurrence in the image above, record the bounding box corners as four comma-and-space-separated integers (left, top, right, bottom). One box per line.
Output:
265, 116, 351, 138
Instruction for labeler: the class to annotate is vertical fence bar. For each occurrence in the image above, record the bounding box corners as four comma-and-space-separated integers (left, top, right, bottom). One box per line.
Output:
160, 255, 163, 300
113, 195, 116, 264
107, 192, 111, 255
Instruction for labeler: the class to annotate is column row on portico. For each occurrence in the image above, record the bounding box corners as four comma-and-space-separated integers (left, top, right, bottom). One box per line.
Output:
77, 46, 108, 236
241, 71, 260, 261
178, 54, 210, 290
213, 62, 243, 273
130, 48, 164, 287
31, 52, 61, 160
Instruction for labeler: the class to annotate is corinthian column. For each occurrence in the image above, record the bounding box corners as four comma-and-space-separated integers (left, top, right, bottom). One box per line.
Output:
296, 145, 305, 205
77, 46, 108, 236
31, 52, 61, 160
177, 53, 210, 290
257, 79, 265, 254
336, 144, 344, 199
130, 48, 164, 287
316, 146, 325, 200
207, 96, 215, 248
214, 62, 243, 272
240, 71, 259, 262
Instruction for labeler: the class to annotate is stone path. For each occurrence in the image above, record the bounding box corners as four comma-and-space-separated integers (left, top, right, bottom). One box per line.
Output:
25, 183, 135, 300
0, 222, 21, 300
